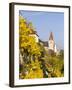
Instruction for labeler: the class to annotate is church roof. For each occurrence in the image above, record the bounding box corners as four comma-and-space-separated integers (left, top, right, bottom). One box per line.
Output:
43, 41, 48, 47
39, 39, 48, 47
49, 32, 54, 40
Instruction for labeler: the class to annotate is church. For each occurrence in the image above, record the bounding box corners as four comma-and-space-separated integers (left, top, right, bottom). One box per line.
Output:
29, 30, 57, 53
20, 31, 58, 65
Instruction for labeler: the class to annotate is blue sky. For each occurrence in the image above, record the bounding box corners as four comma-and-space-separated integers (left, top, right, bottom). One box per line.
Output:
19, 10, 64, 49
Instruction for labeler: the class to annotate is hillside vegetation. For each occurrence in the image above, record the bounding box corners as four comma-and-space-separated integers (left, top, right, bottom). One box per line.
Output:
19, 16, 64, 79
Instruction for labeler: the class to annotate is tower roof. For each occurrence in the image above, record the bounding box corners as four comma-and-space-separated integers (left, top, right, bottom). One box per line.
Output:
49, 32, 54, 40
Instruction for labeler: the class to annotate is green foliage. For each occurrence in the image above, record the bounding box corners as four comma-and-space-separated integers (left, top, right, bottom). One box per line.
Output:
43, 53, 64, 77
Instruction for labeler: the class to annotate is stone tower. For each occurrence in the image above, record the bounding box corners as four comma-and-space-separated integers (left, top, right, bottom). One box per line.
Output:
48, 32, 55, 51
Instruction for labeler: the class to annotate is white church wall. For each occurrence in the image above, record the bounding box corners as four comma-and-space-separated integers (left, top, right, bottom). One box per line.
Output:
48, 40, 54, 50
54, 44, 57, 52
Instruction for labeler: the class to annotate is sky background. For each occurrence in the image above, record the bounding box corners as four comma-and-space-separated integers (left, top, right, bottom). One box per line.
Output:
19, 10, 64, 49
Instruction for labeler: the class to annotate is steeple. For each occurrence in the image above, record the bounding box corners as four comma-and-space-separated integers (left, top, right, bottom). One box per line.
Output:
48, 32, 55, 51
49, 32, 54, 40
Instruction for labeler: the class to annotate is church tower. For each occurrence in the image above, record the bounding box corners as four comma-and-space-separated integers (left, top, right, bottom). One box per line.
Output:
48, 32, 55, 51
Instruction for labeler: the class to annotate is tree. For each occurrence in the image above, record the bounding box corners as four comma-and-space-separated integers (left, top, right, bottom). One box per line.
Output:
59, 50, 64, 59
19, 16, 43, 79
19, 16, 41, 61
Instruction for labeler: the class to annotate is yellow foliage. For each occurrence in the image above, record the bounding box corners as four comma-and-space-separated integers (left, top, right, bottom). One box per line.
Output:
25, 60, 43, 79
19, 16, 41, 56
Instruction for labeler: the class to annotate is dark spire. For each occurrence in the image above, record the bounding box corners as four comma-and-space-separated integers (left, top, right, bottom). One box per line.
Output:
49, 32, 54, 40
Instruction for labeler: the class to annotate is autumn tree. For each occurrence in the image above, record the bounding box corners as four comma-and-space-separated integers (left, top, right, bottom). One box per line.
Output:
19, 16, 43, 79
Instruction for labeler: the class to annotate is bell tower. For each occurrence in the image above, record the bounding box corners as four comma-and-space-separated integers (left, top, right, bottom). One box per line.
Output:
48, 32, 55, 51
